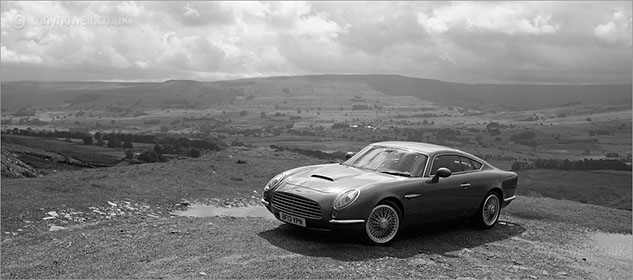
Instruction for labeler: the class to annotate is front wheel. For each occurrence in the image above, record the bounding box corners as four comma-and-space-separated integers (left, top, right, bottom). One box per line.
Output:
473, 192, 501, 229
364, 201, 401, 245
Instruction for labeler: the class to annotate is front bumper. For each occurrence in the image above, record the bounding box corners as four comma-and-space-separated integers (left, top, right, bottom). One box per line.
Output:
261, 198, 365, 231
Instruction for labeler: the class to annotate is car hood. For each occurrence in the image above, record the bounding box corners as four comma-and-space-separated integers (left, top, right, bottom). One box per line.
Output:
278, 163, 400, 195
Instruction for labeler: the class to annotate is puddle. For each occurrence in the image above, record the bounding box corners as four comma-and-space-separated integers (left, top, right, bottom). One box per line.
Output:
590, 232, 632, 258
173, 205, 276, 220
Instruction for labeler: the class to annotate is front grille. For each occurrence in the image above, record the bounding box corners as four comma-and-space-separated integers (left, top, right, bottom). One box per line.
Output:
272, 191, 322, 220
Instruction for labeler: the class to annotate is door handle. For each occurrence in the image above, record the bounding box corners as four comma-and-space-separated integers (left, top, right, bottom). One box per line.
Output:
460, 183, 471, 189
404, 194, 421, 199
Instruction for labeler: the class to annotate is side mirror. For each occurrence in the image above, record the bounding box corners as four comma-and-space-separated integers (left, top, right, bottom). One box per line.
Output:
431, 167, 452, 183
345, 152, 355, 159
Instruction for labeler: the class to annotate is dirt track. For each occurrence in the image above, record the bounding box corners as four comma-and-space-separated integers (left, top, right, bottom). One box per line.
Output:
1, 209, 631, 279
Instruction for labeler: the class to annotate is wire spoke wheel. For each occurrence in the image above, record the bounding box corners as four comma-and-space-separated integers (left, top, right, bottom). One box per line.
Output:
481, 194, 500, 226
365, 203, 400, 245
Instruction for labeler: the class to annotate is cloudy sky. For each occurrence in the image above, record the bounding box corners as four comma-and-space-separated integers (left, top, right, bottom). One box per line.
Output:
1, 1, 631, 84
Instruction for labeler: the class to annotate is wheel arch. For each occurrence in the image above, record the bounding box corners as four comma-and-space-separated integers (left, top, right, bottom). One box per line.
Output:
377, 197, 404, 216
489, 187, 503, 200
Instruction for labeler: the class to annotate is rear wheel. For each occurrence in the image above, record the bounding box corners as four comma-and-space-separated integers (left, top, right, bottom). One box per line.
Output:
364, 201, 401, 245
473, 192, 501, 229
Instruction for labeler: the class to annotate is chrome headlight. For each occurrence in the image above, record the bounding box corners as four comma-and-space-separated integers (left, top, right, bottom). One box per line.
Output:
264, 172, 286, 192
333, 189, 360, 210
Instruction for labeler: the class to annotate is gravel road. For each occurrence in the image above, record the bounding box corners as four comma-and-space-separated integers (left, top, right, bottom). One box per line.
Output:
1, 210, 630, 279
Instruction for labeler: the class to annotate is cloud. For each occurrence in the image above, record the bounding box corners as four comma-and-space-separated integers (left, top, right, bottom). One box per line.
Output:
322, 2, 427, 55
1, 44, 42, 63
0, 1, 631, 84
594, 9, 632, 46
155, 2, 235, 26
417, 2, 560, 35
160, 34, 226, 71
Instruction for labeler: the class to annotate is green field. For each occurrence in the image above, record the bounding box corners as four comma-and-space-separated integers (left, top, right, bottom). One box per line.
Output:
2, 135, 124, 171
516, 169, 632, 211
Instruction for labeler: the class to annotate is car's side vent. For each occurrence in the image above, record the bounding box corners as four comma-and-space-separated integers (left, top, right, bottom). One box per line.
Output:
310, 174, 334, 181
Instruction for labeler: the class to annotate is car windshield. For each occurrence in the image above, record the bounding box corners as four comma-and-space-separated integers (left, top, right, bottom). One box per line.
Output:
343, 146, 428, 177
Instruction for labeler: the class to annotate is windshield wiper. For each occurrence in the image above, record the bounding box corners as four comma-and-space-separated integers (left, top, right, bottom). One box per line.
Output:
380, 170, 411, 177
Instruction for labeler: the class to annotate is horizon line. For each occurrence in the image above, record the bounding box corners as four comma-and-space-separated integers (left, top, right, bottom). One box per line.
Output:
1, 73, 631, 86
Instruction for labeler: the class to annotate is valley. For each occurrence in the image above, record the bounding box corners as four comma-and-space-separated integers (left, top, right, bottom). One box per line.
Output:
1, 75, 631, 173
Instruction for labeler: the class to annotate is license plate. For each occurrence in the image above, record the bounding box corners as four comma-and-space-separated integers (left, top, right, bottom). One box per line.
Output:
279, 211, 306, 227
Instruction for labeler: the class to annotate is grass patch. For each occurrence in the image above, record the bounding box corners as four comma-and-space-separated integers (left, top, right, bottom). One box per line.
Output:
2, 135, 122, 167
516, 169, 632, 210
505, 196, 631, 233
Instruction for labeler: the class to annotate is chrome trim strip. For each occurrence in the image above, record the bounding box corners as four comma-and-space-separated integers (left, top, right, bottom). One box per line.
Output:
503, 195, 516, 202
261, 199, 270, 206
329, 219, 365, 224
404, 194, 421, 199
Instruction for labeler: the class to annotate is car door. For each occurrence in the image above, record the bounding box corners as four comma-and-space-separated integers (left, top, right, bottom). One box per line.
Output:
396, 153, 429, 224
419, 155, 467, 222
457, 157, 490, 214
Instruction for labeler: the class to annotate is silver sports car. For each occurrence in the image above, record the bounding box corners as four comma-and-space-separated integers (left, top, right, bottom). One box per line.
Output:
262, 141, 518, 245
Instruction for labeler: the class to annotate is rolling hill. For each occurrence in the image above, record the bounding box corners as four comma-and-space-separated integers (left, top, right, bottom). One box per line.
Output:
1, 75, 630, 112
302, 74, 632, 110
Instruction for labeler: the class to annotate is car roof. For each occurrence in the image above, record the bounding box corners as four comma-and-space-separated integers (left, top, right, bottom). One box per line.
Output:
370, 141, 463, 155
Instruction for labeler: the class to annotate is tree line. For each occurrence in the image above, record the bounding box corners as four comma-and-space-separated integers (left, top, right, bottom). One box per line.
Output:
6, 127, 90, 140
269, 145, 346, 161
511, 158, 631, 171
3, 127, 227, 163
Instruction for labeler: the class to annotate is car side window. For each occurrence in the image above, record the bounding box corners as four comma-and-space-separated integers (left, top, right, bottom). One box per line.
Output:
471, 159, 482, 169
460, 157, 475, 171
430, 155, 462, 175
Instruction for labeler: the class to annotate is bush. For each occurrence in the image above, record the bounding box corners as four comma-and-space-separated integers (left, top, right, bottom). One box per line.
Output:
190, 137, 226, 151
82, 136, 93, 145
511, 161, 531, 171
123, 141, 133, 149
138, 150, 160, 163
488, 128, 501, 136
231, 140, 246, 147
332, 122, 350, 129
531, 158, 631, 171
107, 137, 122, 148
188, 148, 201, 158
510, 131, 536, 141
124, 149, 134, 159
153, 144, 163, 154
269, 145, 346, 161
435, 128, 460, 140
